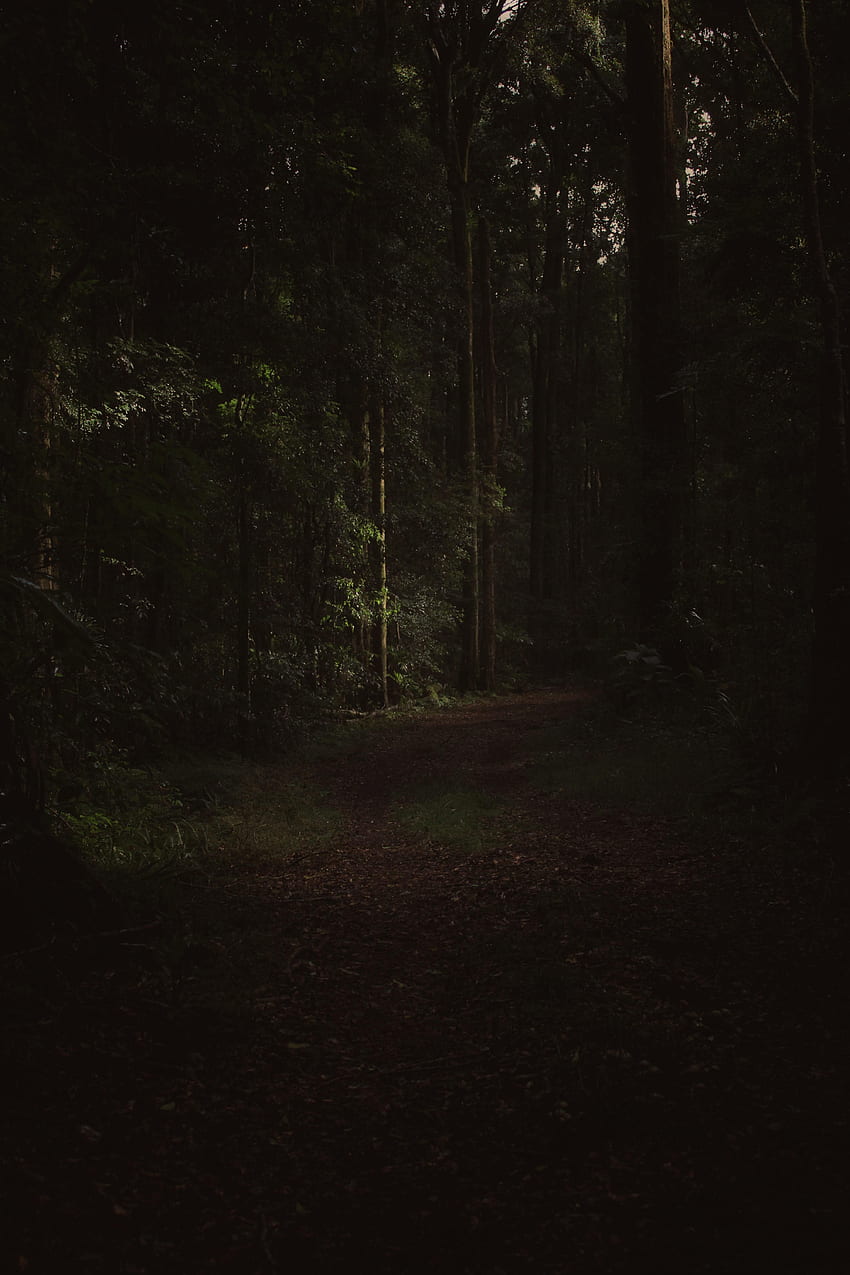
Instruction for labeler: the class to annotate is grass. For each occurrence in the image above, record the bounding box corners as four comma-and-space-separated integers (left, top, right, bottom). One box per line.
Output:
204, 773, 343, 867
58, 747, 344, 921
392, 780, 505, 856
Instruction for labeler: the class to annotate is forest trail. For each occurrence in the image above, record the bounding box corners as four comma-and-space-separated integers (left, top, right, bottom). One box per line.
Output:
4, 689, 848, 1274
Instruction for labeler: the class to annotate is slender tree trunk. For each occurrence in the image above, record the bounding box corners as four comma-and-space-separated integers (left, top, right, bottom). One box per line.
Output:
15, 345, 61, 591
529, 192, 565, 610
478, 216, 499, 691
237, 491, 252, 703
624, 0, 686, 642
10, 252, 87, 590
370, 390, 390, 709
568, 175, 594, 600
427, 8, 498, 691
449, 175, 480, 691
790, 0, 850, 767
353, 379, 372, 667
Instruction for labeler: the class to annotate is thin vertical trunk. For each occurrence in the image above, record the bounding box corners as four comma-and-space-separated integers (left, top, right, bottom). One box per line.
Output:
351, 378, 372, 667
11, 252, 87, 590
529, 199, 565, 608
450, 179, 480, 692
237, 492, 252, 703
789, 0, 850, 765
478, 216, 499, 692
427, 7, 503, 691
569, 178, 593, 598
18, 358, 60, 591
624, 0, 685, 641
370, 391, 390, 709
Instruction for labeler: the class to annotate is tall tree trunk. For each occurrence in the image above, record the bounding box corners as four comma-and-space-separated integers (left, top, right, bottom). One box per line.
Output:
529, 208, 564, 610
790, 0, 850, 767
22, 365, 60, 591
478, 216, 499, 692
427, 5, 505, 691
10, 252, 87, 590
568, 174, 594, 599
237, 491, 252, 703
370, 390, 390, 709
624, 0, 686, 642
353, 379, 372, 668
449, 160, 480, 692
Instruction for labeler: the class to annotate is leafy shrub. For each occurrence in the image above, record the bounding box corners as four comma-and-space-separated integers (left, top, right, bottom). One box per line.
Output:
610, 645, 675, 709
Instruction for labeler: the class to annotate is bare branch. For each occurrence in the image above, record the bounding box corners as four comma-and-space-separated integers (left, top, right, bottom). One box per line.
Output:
741, 3, 798, 109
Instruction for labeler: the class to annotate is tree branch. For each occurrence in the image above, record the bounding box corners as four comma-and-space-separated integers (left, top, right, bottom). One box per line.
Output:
570, 44, 625, 111
741, 3, 798, 109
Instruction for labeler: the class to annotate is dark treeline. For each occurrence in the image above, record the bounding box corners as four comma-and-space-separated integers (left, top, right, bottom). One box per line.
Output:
3, 0, 849, 835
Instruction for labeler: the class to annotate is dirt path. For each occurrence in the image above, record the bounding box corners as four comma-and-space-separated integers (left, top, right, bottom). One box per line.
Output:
4, 690, 848, 1273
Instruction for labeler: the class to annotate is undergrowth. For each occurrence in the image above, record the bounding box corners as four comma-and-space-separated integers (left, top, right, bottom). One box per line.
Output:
53, 747, 343, 918
526, 672, 845, 868
393, 780, 504, 856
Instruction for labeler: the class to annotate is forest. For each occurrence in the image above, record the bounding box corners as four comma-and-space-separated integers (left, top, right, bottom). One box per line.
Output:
2, 1, 849, 1271
4, 0, 850, 807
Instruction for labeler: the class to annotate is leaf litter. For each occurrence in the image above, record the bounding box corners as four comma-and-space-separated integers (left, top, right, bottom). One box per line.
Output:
2, 688, 848, 1273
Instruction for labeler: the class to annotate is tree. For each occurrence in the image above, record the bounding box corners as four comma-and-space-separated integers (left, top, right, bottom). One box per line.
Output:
424, 1, 520, 689
623, 0, 686, 640
788, 0, 850, 768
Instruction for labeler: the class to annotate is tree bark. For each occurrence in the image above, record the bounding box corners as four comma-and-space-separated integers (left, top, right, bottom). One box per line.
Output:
370, 390, 390, 709
237, 490, 252, 703
427, 5, 504, 691
478, 216, 499, 692
789, 0, 850, 767
624, 0, 686, 642
529, 199, 564, 609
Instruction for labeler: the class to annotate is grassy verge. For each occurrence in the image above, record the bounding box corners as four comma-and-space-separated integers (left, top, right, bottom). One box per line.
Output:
392, 779, 505, 856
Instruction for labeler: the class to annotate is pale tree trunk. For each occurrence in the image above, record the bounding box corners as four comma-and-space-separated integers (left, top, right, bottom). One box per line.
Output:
350, 375, 390, 709
370, 390, 390, 709
354, 379, 372, 669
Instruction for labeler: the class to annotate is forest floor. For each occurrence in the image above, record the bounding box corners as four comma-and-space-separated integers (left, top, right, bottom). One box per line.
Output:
3, 686, 849, 1274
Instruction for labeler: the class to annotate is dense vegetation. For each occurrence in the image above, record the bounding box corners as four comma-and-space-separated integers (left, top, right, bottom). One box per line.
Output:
3, 0, 849, 900
4, 8, 849, 1270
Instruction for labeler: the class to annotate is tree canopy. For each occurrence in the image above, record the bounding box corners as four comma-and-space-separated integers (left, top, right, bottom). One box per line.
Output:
3, 0, 849, 823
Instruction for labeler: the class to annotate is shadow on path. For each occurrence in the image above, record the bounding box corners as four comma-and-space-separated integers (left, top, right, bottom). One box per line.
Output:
3, 689, 847, 1273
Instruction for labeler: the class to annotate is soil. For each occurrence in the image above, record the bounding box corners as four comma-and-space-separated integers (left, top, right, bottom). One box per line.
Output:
3, 688, 848, 1273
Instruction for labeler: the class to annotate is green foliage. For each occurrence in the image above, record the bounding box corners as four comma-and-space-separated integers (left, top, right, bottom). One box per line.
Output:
1, 0, 846, 897
611, 645, 676, 708
394, 781, 504, 856
389, 577, 461, 699
55, 742, 344, 924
